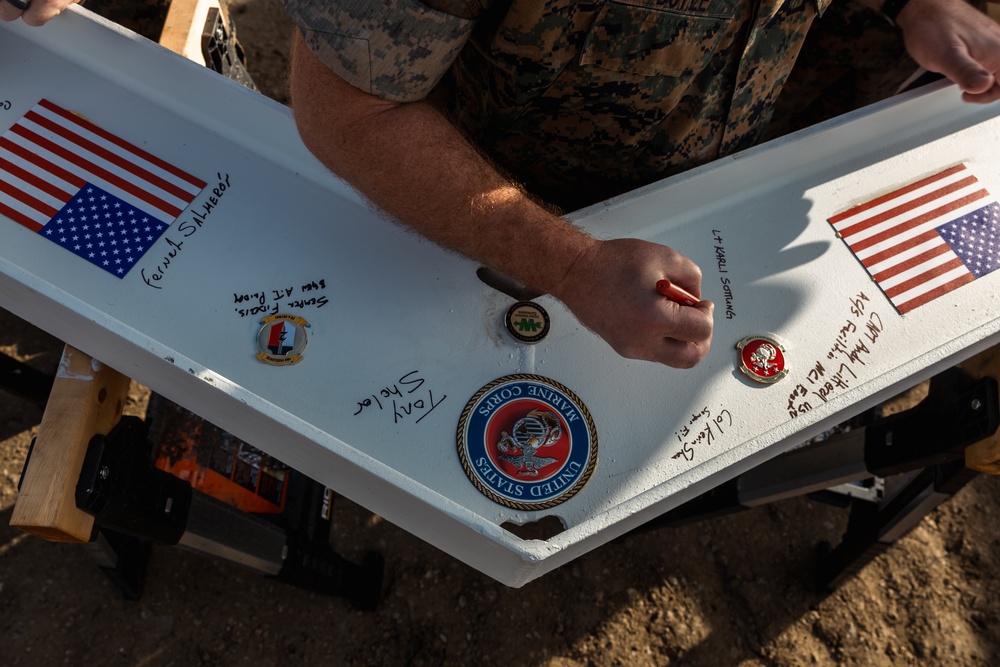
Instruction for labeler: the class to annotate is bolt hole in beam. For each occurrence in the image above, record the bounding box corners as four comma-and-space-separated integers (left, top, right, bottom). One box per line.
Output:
476, 267, 543, 302
501, 515, 565, 541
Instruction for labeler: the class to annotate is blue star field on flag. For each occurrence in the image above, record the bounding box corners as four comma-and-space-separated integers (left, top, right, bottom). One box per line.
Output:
43, 183, 168, 278
937, 201, 1000, 279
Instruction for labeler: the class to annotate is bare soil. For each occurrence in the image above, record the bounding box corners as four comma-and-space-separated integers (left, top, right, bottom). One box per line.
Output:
3, 2, 1000, 665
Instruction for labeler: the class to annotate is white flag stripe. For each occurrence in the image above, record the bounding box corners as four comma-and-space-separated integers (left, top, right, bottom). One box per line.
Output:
4, 131, 174, 222
831, 166, 974, 231
17, 118, 192, 212
0, 145, 79, 196
839, 182, 986, 245
892, 264, 971, 308
0, 182, 63, 219
852, 198, 988, 261
866, 236, 944, 275
30, 105, 203, 196
878, 247, 961, 290
0, 191, 51, 226
0, 166, 69, 213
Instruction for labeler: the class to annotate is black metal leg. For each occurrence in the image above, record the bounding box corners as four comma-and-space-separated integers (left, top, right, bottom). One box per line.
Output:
0, 351, 54, 406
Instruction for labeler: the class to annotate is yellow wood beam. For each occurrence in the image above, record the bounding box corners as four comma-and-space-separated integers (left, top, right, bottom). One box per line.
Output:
10, 346, 131, 542
159, 0, 220, 65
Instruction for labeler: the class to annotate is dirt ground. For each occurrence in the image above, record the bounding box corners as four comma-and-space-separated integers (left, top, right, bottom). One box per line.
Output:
4, 2, 1000, 665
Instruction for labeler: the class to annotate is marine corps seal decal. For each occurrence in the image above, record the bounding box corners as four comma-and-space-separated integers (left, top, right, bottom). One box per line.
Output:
457, 374, 598, 510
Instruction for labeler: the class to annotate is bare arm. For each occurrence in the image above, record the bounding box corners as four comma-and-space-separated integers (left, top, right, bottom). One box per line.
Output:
290, 35, 713, 367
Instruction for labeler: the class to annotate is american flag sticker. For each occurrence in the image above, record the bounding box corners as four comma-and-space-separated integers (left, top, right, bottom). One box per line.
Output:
0, 98, 206, 278
828, 164, 1000, 314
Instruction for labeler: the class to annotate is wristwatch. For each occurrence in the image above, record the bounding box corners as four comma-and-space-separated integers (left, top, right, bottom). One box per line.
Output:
881, 0, 913, 24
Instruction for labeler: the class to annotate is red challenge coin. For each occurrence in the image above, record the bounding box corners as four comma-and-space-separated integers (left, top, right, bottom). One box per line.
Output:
736, 335, 788, 384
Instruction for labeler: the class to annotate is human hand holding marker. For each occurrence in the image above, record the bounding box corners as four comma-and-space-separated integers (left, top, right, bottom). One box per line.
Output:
552, 238, 713, 368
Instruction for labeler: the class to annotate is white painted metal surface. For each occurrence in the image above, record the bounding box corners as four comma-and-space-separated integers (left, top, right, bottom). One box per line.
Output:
3, 9, 1000, 586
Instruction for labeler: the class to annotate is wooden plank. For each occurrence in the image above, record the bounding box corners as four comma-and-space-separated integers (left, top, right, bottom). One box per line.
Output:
158, 0, 218, 64
10, 346, 131, 542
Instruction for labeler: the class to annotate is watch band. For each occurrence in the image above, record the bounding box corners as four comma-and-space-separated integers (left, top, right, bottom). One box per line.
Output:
881, 0, 912, 23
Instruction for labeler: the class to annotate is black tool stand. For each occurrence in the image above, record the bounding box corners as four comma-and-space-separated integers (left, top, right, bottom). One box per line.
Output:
0, 350, 54, 407
74, 416, 383, 609
626, 367, 999, 592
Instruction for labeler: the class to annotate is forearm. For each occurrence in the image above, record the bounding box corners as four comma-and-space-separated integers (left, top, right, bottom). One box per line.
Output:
290, 34, 714, 368
289, 35, 593, 300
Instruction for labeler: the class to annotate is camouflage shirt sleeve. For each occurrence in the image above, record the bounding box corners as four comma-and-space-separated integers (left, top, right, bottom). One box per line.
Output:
283, 0, 477, 102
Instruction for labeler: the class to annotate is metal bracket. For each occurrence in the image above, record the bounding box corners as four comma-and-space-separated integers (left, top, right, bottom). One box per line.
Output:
624, 366, 1000, 591
76, 416, 192, 544
0, 350, 53, 406
200, 5, 257, 90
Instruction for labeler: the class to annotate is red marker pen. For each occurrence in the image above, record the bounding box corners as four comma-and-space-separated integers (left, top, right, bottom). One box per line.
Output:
656, 279, 699, 307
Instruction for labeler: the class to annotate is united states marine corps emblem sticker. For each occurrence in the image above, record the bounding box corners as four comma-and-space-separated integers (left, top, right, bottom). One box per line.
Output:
457, 374, 598, 511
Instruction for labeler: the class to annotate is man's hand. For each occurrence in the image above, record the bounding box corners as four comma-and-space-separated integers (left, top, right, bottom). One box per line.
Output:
554, 238, 714, 368
0, 0, 80, 26
894, 0, 1000, 103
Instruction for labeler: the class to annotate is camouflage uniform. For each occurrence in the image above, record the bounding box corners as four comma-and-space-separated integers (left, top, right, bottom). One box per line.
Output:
283, 0, 911, 210
765, 0, 915, 140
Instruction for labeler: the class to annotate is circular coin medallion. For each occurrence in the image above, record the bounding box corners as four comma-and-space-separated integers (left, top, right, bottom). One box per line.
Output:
256, 314, 309, 365
457, 374, 598, 510
504, 301, 550, 344
736, 334, 788, 384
